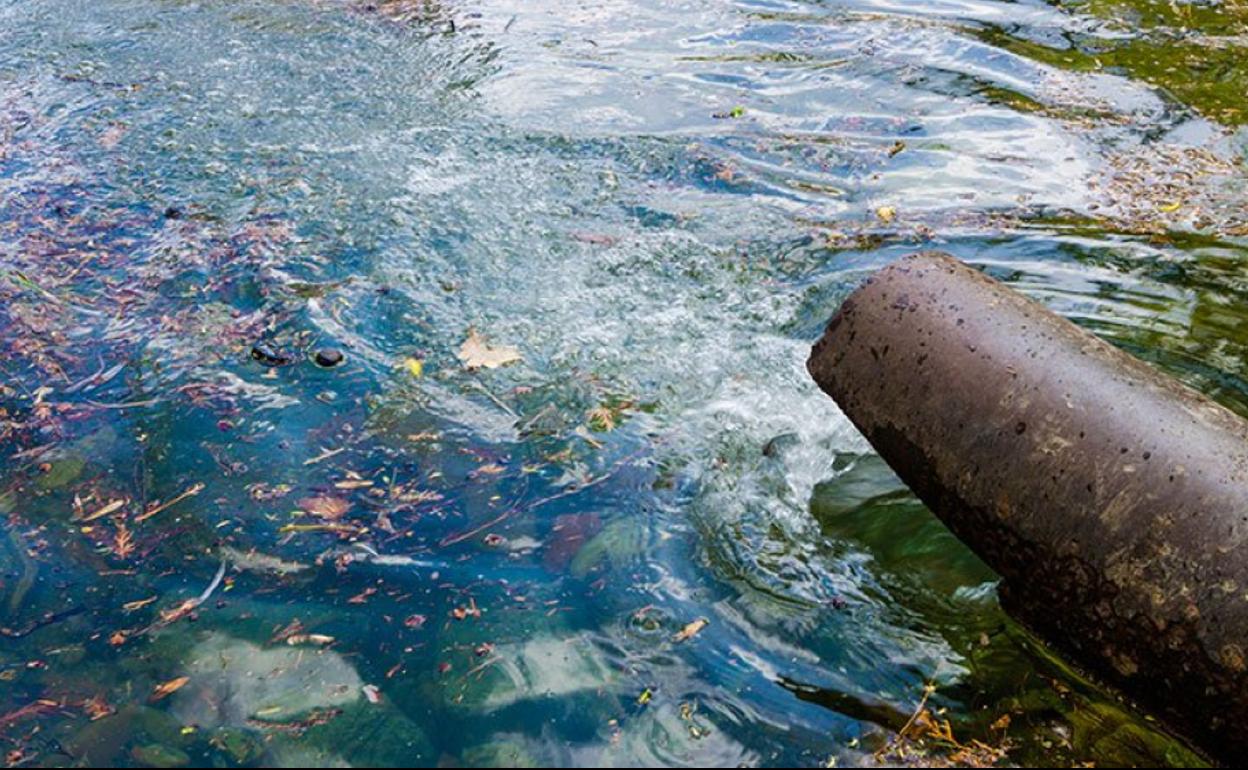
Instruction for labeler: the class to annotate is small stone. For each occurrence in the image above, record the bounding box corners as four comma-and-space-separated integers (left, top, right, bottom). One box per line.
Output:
251, 343, 292, 367
315, 348, 345, 368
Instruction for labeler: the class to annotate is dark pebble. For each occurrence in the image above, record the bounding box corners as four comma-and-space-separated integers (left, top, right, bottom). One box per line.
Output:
164, 206, 182, 220
315, 348, 345, 368
251, 343, 292, 367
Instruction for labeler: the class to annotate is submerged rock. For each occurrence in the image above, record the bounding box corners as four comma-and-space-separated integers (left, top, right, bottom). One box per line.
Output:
265, 699, 433, 768
443, 633, 616, 711
569, 517, 649, 579
166, 632, 433, 766
62, 707, 140, 766
34, 453, 85, 492
543, 513, 603, 572
461, 739, 540, 768
171, 633, 363, 728
130, 743, 191, 768
209, 727, 264, 765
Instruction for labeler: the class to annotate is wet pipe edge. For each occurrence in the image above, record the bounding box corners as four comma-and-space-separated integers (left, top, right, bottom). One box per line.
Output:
807, 251, 1248, 764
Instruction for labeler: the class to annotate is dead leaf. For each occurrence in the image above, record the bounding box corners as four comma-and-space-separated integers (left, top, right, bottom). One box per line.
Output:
150, 676, 190, 702
112, 522, 134, 560
451, 599, 482, 621
248, 483, 293, 501
81, 694, 115, 722
673, 618, 709, 643
298, 496, 351, 521
270, 620, 306, 644
876, 206, 897, 224
587, 406, 616, 431
458, 329, 522, 370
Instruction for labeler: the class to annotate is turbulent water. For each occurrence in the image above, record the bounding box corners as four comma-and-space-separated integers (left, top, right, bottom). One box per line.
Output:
2, 0, 1246, 766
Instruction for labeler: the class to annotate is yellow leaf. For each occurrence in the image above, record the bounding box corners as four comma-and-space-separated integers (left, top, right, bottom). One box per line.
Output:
875, 206, 897, 224
403, 358, 424, 378
458, 330, 522, 370
1158, 201, 1183, 213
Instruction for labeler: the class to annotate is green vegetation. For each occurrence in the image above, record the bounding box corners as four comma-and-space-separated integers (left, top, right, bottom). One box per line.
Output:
979, 1, 1248, 124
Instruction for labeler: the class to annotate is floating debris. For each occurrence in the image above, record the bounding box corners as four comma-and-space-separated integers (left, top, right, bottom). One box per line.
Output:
458, 329, 522, 370
251, 343, 293, 368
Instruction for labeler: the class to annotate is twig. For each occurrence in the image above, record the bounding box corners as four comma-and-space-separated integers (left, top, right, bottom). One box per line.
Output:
0, 700, 60, 729
0, 608, 87, 640
135, 483, 205, 523
304, 447, 344, 466
138, 560, 226, 636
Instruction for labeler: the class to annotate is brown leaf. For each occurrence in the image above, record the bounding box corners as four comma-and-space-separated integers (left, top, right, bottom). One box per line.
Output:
297, 496, 351, 521
269, 620, 306, 644
458, 329, 522, 370
112, 522, 134, 560
81, 694, 115, 722
471, 463, 506, 478
673, 618, 709, 643
150, 676, 190, 702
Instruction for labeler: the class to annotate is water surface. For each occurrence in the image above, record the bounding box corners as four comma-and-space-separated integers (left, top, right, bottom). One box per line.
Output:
2, 0, 1247, 766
